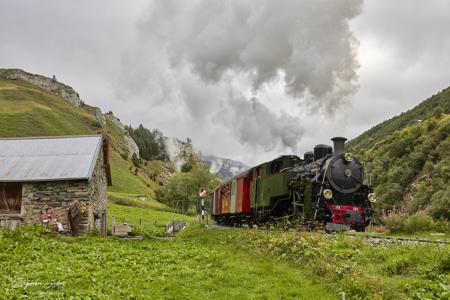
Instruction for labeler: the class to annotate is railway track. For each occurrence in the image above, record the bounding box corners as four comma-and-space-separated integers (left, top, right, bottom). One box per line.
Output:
208, 223, 450, 245
347, 233, 450, 246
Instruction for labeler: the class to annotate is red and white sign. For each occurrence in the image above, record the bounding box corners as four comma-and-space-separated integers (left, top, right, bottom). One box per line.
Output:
199, 188, 207, 198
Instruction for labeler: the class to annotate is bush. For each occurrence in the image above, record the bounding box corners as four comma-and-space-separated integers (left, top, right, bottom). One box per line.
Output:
382, 211, 450, 234
120, 151, 129, 161
132, 153, 140, 167
430, 187, 450, 219
383, 213, 406, 233
434, 219, 450, 234
401, 212, 435, 233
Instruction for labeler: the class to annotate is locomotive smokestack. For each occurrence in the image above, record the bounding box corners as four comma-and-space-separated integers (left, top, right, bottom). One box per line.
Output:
331, 137, 347, 155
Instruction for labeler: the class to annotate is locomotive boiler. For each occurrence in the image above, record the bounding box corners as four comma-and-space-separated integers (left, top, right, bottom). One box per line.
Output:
211, 137, 376, 232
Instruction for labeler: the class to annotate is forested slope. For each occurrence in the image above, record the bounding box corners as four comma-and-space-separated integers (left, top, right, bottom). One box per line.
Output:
348, 87, 450, 219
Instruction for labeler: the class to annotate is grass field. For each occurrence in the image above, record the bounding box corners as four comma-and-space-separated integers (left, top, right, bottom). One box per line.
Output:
108, 203, 194, 237
0, 225, 333, 300
1, 203, 449, 300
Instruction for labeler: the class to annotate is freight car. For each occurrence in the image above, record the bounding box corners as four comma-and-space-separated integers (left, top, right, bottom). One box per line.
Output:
210, 137, 376, 232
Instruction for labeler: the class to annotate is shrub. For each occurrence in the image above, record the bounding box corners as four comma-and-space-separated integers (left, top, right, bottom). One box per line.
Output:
430, 190, 450, 219
382, 210, 450, 234
120, 151, 129, 161
382, 212, 407, 233
401, 212, 435, 233
132, 153, 140, 167
434, 219, 450, 234
422, 161, 434, 173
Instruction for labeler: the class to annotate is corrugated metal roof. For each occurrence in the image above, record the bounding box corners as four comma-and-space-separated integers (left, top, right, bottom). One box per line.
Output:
0, 135, 103, 182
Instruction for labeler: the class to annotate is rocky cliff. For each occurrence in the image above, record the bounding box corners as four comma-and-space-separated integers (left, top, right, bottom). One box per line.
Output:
163, 136, 248, 179
0, 69, 83, 107
201, 154, 248, 180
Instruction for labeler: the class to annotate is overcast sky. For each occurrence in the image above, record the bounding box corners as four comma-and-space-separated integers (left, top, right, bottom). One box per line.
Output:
1, 0, 449, 165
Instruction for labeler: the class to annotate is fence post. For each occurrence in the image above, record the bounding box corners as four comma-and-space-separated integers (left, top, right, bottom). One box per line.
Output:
201, 198, 205, 224
111, 216, 116, 236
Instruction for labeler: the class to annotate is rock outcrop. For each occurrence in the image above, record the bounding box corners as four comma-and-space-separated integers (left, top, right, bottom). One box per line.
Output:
104, 112, 140, 159
0, 69, 83, 107
94, 108, 106, 127
164, 136, 248, 178
124, 135, 140, 158
164, 137, 200, 171
201, 154, 249, 180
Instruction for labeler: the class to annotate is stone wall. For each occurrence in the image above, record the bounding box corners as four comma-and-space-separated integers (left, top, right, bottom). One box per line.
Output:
0, 146, 109, 234
87, 148, 109, 233
21, 181, 90, 231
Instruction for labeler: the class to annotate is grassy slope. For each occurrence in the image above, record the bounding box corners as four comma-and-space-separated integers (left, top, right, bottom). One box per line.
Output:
348, 87, 450, 217
0, 77, 162, 202
0, 79, 95, 136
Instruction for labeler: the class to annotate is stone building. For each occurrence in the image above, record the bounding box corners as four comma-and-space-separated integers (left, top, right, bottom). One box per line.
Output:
0, 135, 112, 235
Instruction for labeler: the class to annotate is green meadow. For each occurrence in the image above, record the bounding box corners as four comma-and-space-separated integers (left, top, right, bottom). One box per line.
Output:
1, 211, 449, 299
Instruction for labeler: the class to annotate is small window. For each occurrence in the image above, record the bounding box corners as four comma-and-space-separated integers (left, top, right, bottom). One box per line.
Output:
270, 160, 282, 174
0, 183, 22, 214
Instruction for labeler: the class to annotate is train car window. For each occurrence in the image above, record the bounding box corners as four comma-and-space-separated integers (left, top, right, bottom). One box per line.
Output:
270, 161, 282, 174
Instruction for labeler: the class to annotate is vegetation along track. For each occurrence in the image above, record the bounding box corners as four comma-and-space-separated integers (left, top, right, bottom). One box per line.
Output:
348, 234, 450, 246
209, 223, 449, 246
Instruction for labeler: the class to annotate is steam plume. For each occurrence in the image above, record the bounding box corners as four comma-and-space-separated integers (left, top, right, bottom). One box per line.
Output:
117, 0, 362, 153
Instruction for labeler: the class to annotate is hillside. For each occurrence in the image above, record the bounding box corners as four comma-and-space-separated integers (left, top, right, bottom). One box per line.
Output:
0, 69, 169, 202
348, 87, 450, 150
348, 87, 450, 219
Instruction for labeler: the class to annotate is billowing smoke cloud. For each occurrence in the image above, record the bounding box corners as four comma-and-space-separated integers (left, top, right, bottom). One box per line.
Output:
221, 96, 304, 152
117, 0, 362, 154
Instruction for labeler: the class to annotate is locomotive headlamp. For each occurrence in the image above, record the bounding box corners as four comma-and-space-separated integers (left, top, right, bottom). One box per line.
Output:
368, 193, 377, 203
323, 189, 333, 200
344, 152, 354, 162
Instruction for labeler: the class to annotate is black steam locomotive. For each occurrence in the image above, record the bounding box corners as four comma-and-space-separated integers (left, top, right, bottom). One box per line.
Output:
211, 137, 376, 232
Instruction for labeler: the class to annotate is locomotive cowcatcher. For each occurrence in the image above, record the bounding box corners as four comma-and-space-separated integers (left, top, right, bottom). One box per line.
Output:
210, 137, 376, 232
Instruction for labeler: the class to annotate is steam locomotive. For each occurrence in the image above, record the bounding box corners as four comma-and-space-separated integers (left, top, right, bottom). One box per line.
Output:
210, 137, 376, 232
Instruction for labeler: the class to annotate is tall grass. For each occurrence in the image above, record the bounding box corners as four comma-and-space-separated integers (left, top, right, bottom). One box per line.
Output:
382, 210, 450, 234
